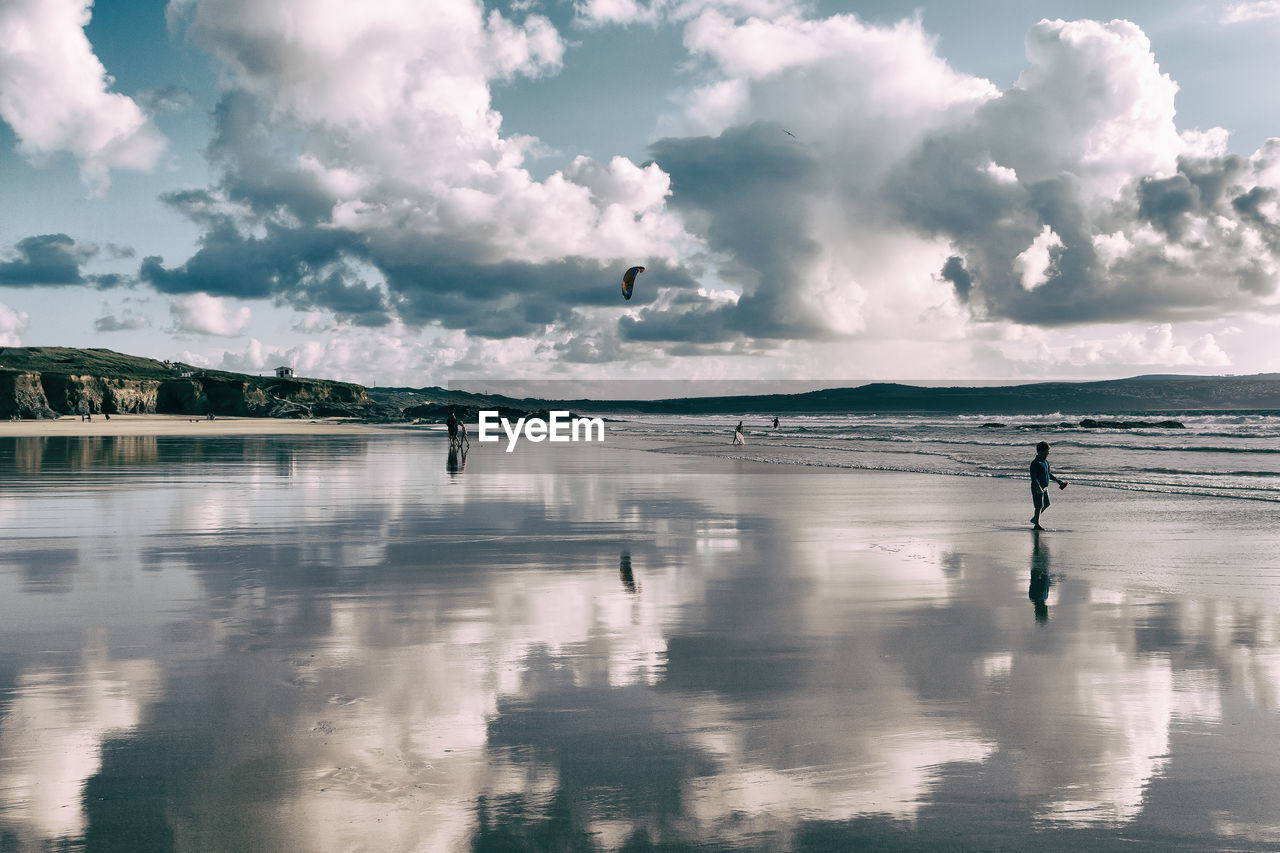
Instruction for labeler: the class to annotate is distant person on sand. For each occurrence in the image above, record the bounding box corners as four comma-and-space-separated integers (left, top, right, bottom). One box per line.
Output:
456, 419, 469, 449
732, 421, 745, 446
1030, 441, 1067, 530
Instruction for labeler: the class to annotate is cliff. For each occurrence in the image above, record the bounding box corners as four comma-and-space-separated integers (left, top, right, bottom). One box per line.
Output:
0, 347, 383, 420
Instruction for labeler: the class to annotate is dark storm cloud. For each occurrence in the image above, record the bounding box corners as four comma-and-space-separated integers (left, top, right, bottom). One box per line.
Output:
647, 121, 833, 341
389, 255, 697, 339
1232, 186, 1277, 225
143, 184, 701, 337
940, 256, 972, 301
1137, 174, 1197, 239
617, 290, 739, 344
0, 234, 94, 286
285, 268, 390, 327
207, 91, 339, 224
139, 219, 356, 299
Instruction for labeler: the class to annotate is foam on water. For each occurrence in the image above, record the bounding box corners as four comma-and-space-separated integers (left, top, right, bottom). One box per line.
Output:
615, 411, 1280, 502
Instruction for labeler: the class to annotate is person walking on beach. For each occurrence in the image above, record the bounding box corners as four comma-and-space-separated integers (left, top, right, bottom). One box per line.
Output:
1030, 441, 1066, 530
732, 421, 745, 446
447, 411, 459, 447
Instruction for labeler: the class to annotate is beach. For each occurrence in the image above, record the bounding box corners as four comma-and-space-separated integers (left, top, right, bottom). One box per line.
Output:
0, 413, 393, 437
1, 423, 1279, 850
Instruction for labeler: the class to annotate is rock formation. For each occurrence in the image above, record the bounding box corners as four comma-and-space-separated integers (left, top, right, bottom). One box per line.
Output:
0, 347, 386, 420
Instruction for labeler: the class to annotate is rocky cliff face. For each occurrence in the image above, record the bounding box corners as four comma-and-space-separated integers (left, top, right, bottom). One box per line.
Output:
0, 372, 56, 419
1, 369, 377, 420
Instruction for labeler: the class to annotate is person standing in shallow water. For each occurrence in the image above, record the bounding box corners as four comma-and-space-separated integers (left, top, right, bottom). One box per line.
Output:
732, 421, 745, 446
1030, 440, 1067, 530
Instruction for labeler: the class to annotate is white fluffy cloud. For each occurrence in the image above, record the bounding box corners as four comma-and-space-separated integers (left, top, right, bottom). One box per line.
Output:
0, 300, 30, 345
573, 0, 803, 28
0, 0, 165, 193
169, 293, 251, 336
1015, 226, 1065, 291
167, 0, 689, 267
648, 13, 1280, 347
1221, 1, 1280, 23
1081, 324, 1231, 368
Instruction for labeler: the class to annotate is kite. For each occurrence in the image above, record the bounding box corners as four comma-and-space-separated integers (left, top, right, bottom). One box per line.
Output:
621, 266, 645, 300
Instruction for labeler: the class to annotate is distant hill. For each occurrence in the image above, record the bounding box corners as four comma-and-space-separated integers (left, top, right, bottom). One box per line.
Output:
5, 346, 1279, 420
369, 374, 1280, 416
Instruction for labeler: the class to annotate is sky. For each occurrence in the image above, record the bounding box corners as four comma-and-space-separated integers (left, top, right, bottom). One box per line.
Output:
2, 0, 1280, 387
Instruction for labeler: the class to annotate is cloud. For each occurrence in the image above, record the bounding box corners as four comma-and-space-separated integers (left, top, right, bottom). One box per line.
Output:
572, 0, 804, 29
0, 0, 165, 193
168, 293, 251, 336
968, 321, 1235, 377
135, 85, 195, 114
94, 306, 151, 332
0, 234, 95, 286
885, 19, 1280, 327
1014, 225, 1065, 291
631, 14, 1280, 355
141, 0, 694, 347
1086, 324, 1231, 367
200, 324, 468, 385
1221, 1, 1280, 23
624, 13, 993, 345
0, 300, 30, 346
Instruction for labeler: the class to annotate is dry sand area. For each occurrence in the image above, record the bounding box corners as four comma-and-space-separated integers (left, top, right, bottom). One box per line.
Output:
0, 413, 408, 437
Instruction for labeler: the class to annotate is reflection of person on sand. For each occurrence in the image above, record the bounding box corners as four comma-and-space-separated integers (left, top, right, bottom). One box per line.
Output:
619, 549, 636, 593
446, 445, 466, 475
1030, 441, 1066, 530
1029, 529, 1050, 623
732, 421, 745, 446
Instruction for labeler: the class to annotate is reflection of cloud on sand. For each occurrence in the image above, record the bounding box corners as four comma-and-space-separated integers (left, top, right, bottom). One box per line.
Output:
1031, 649, 1172, 823
269, 558, 679, 852
684, 716, 991, 831
0, 638, 160, 845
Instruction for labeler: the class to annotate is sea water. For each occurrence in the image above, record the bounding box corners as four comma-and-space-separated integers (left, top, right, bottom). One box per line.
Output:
618, 411, 1280, 502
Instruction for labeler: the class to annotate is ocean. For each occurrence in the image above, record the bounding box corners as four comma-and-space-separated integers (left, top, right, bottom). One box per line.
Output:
616, 410, 1280, 502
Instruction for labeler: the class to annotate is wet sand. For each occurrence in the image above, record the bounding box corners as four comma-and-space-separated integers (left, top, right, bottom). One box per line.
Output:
0, 413, 401, 437
1, 429, 1279, 850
